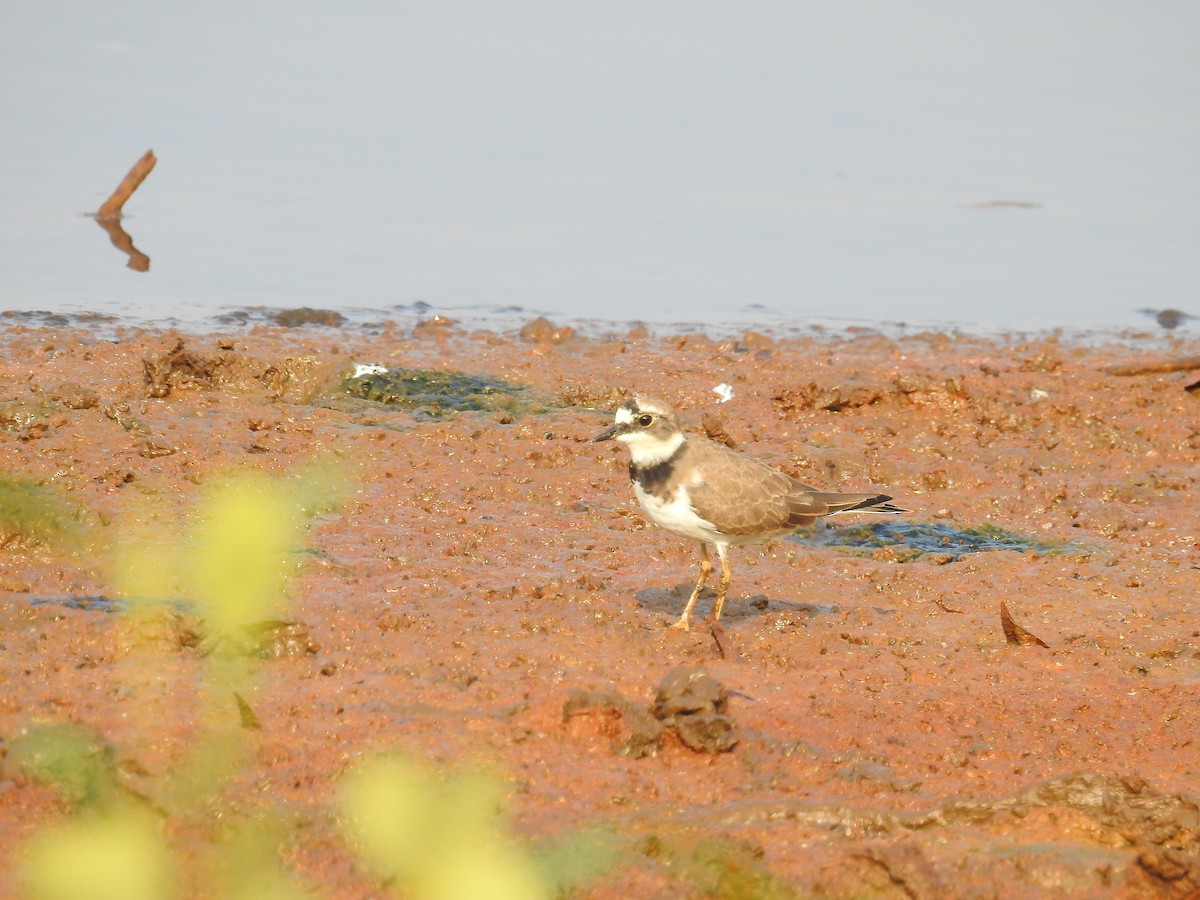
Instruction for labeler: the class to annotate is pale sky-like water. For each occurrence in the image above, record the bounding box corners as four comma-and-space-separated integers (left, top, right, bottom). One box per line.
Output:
2, 3, 1198, 333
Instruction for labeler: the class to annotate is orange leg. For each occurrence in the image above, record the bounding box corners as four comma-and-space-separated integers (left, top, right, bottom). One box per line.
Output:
671, 543, 712, 631
708, 544, 733, 623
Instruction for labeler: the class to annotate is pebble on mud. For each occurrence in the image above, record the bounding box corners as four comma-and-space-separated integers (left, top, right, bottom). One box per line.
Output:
653, 665, 728, 718
518, 316, 575, 345
138, 439, 176, 459
202, 620, 320, 658
244, 620, 321, 658
411, 315, 457, 340
48, 383, 99, 410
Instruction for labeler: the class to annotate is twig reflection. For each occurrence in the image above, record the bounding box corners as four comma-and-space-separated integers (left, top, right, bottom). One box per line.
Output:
93, 214, 150, 272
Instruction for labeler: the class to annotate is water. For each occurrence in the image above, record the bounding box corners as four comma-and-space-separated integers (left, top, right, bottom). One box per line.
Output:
2, 3, 1198, 334
792, 521, 1082, 561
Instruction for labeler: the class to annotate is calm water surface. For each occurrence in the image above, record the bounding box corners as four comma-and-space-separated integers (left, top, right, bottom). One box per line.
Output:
2, 3, 1198, 334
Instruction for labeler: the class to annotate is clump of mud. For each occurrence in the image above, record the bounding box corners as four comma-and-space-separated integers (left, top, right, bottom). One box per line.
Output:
653, 665, 737, 753
563, 666, 736, 757
706, 773, 1200, 897
562, 689, 665, 759
141, 336, 337, 402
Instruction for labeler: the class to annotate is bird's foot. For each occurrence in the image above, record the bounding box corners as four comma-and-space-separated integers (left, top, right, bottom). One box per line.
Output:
668, 616, 692, 632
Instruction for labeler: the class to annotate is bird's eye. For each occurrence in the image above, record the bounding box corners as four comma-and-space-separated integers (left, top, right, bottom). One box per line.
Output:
637, 414, 653, 427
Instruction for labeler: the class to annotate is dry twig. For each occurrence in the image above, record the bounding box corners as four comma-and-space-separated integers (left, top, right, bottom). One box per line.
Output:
96, 149, 157, 221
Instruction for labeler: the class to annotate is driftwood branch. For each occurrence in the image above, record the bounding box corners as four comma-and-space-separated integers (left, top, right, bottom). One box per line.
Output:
1103, 356, 1200, 376
96, 149, 157, 221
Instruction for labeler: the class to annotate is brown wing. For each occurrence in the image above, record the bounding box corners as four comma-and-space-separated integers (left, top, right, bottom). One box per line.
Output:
685, 438, 899, 535
683, 439, 808, 536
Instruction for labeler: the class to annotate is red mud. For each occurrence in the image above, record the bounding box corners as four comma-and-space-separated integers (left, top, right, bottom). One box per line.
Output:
1, 319, 1199, 897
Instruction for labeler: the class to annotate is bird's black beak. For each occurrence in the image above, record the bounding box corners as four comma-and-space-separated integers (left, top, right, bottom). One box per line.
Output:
592, 423, 624, 442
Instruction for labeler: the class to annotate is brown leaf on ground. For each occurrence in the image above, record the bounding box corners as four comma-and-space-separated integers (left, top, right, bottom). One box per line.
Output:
1000, 601, 1050, 648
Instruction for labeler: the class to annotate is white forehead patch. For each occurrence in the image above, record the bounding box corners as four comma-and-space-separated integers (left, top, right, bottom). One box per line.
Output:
614, 406, 635, 424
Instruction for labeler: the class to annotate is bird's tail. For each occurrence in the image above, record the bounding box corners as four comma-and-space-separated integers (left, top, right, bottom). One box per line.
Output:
817, 492, 906, 516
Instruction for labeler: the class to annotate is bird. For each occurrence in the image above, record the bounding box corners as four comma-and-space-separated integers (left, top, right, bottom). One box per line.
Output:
593, 394, 904, 630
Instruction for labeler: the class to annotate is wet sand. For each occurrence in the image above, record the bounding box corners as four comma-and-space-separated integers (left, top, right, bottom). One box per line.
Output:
1, 317, 1198, 897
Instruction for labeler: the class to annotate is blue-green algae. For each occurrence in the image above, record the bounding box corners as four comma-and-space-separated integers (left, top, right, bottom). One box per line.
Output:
790, 521, 1081, 561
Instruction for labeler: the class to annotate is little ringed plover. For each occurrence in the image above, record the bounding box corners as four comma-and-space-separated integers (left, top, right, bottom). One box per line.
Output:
594, 395, 904, 630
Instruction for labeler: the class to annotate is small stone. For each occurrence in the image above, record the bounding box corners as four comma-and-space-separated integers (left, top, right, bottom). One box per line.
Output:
49, 383, 99, 410
519, 316, 574, 344
413, 315, 457, 339
253, 621, 320, 658
138, 440, 176, 459
742, 330, 773, 351
625, 323, 649, 340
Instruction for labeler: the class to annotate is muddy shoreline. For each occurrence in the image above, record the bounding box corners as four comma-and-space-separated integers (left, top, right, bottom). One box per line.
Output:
1, 317, 1198, 897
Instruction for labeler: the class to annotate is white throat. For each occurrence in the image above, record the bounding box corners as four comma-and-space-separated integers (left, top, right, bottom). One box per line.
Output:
620, 429, 685, 467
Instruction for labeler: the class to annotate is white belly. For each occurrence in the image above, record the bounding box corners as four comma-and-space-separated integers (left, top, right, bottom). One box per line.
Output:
633, 482, 725, 544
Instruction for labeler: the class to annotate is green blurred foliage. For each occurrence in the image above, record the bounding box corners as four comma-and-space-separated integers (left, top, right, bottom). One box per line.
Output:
339, 754, 551, 900
186, 471, 305, 632
107, 457, 351, 620
20, 808, 176, 900
207, 819, 312, 900
9, 459, 617, 898
12, 462, 344, 897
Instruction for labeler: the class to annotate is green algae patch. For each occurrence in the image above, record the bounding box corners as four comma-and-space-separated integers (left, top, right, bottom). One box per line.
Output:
0, 474, 92, 550
790, 521, 1081, 561
335, 367, 548, 420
